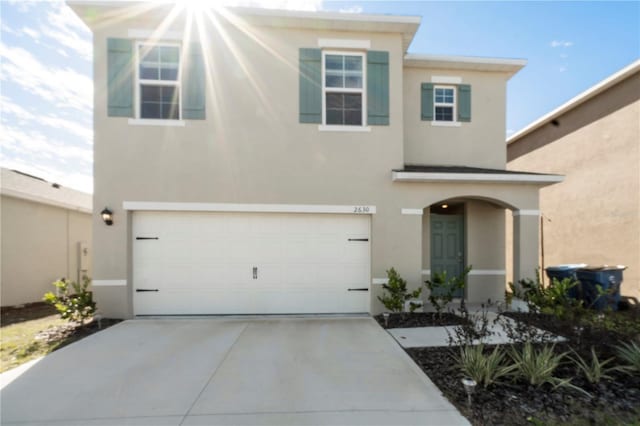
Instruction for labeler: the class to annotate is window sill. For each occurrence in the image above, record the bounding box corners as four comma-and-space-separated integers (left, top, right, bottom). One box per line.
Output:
431, 121, 462, 127
318, 125, 371, 132
128, 119, 186, 127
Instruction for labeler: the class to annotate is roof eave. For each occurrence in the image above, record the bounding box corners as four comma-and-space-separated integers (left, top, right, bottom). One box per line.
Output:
404, 54, 527, 76
508, 58, 640, 144
392, 171, 564, 186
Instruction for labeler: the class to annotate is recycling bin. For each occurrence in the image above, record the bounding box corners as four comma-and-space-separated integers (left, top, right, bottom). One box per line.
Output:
545, 264, 587, 299
576, 266, 626, 311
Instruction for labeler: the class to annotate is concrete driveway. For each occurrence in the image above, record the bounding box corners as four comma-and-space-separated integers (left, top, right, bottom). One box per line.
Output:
1, 317, 468, 425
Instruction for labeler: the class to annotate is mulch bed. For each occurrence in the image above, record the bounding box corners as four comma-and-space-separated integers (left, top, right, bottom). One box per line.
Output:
379, 308, 640, 424
407, 344, 640, 425
373, 312, 469, 329
33, 318, 123, 345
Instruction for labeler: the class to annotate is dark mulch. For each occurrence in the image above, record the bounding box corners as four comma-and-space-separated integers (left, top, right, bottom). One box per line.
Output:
407, 344, 640, 425
389, 307, 640, 425
373, 312, 469, 329
34, 318, 123, 346
1, 302, 58, 327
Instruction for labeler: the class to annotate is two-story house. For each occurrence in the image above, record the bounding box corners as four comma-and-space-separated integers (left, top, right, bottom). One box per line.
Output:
69, 2, 562, 318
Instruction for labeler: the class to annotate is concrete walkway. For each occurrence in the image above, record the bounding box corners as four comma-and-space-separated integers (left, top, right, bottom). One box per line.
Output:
388, 311, 564, 348
1, 317, 468, 426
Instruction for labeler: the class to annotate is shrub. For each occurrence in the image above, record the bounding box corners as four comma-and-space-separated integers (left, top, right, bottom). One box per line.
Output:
43, 276, 96, 326
569, 347, 618, 384
425, 266, 471, 318
455, 344, 516, 388
447, 302, 494, 346
512, 270, 583, 319
377, 268, 422, 313
616, 341, 640, 375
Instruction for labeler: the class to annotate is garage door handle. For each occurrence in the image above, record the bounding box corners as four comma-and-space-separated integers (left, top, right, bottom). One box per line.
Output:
348, 238, 369, 242
136, 237, 159, 240
136, 289, 159, 292
348, 288, 369, 292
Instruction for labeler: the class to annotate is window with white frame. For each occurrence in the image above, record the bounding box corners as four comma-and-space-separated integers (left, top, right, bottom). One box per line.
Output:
137, 43, 181, 120
434, 86, 455, 122
323, 52, 364, 126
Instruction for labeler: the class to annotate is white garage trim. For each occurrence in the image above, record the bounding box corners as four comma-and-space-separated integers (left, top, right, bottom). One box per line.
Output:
124, 201, 376, 215
93, 279, 127, 287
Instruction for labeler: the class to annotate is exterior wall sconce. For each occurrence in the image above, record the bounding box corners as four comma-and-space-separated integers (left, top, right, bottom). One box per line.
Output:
101, 207, 113, 226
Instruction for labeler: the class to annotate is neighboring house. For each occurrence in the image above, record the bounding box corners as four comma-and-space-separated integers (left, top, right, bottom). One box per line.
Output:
69, 2, 561, 319
0, 168, 92, 307
507, 60, 640, 299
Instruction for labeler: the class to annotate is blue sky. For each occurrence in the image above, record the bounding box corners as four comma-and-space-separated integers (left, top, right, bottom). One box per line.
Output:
1, 0, 638, 193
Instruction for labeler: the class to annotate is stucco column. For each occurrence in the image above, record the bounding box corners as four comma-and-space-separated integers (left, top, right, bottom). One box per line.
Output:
513, 210, 540, 287
371, 208, 423, 314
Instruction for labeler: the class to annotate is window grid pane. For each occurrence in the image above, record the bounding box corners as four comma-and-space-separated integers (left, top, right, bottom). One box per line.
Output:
139, 45, 180, 82
326, 93, 362, 125
435, 106, 453, 121
140, 85, 180, 119
324, 54, 362, 89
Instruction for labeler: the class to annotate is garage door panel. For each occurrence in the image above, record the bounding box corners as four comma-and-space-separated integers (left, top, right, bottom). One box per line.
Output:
133, 211, 370, 315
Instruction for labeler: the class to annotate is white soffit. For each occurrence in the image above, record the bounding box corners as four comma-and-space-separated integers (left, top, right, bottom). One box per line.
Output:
392, 171, 564, 185
404, 54, 527, 75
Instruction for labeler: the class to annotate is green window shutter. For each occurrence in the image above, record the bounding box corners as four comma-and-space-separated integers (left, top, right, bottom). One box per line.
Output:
182, 42, 206, 120
367, 50, 389, 126
421, 83, 434, 121
107, 38, 134, 117
458, 84, 471, 122
299, 48, 322, 123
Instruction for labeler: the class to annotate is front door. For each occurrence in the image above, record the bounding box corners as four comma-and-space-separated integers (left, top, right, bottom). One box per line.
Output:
430, 213, 465, 297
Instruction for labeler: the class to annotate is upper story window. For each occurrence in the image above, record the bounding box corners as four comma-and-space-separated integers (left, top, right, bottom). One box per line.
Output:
434, 86, 455, 122
137, 43, 181, 120
323, 52, 365, 126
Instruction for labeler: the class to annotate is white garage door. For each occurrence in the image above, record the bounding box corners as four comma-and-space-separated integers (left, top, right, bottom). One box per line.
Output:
133, 211, 371, 315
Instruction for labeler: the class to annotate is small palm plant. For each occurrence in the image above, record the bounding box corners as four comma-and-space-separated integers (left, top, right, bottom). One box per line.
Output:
569, 347, 619, 384
616, 341, 640, 376
455, 344, 516, 388
509, 342, 588, 395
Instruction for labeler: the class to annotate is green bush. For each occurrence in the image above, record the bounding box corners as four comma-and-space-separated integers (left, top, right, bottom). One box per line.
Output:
425, 266, 471, 318
377, 268, 422, 313
455, 344, 516, 388
43, 276, 96, 326
616, 341, 640, 375
513, 270, 583, 318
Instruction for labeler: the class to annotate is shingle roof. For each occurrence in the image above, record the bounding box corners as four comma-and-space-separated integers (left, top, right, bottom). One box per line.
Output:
0, 168, 92, 213
394, 165, 550, 176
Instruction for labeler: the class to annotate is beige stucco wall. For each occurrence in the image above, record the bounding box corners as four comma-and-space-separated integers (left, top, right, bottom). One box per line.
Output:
86, 11, 541, 317
508, 71, 640, 299
1, 196, 92, 307
403, 67, 510, 168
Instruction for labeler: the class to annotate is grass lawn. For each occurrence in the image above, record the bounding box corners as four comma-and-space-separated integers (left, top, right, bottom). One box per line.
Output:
1, 311, 68, 373
1, 303, 121, 373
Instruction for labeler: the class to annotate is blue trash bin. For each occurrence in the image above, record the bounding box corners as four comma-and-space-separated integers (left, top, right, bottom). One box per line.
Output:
545, 264, 586, 299
576, 266, 626, 311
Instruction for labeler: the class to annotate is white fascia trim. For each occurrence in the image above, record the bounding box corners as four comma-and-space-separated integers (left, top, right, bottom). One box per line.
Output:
513, 210, 540, 216
431, 76, 462, 84
469, 270, 506, 276
431, 121, 462, 127
392, 171, 564, 184
318, 38, 371, 49
128, 29, 183, 41
0, 188, 92, 213
401, 208, 423, 215
92, 279, 127, 287
318, 125, 371, 132
372, 278, 388, 285
123, 202, 377, 215
128, 119, 186, 127
508, 59, 640, 144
